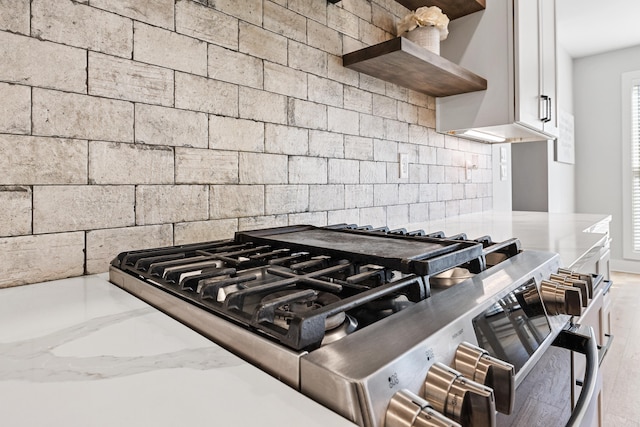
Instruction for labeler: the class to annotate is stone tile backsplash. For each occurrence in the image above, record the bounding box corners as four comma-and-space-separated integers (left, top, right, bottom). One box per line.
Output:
0, 0, 492, 287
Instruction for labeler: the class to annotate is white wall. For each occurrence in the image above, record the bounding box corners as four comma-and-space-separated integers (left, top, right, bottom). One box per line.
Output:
574, 44, 640, 271
548, 45, 575, 213
510, 45, 575, 213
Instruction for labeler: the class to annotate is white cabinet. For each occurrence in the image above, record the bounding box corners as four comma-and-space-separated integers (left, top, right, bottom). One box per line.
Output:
436, 0, 559, 143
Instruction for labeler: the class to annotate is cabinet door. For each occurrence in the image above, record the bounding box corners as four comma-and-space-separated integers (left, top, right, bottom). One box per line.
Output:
540, 0, 559, 137
514, 0, 543, 132
514, 0, 559, 138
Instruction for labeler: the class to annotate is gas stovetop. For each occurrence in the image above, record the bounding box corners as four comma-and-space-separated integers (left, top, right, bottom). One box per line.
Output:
109, 224, 520, 352
109, 224, 596, 427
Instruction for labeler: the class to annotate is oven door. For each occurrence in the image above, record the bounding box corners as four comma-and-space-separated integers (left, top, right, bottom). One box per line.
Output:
496, 323, 600, 427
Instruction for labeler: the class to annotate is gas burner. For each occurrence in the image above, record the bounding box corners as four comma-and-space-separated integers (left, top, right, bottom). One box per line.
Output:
259, 290, 358, 345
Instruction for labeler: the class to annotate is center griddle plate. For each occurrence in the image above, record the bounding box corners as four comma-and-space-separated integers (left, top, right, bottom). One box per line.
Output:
235, 225, 484, 276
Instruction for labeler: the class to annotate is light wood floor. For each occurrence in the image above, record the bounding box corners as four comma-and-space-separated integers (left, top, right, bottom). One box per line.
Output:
602, 272, 640, 426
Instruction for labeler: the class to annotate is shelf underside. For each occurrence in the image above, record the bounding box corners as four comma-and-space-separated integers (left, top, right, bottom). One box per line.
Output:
343, 37, 487, 98
393, 0, 486, 20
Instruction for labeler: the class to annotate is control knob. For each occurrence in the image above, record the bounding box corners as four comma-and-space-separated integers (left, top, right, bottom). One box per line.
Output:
453, 342, 515, 415
423, 362, 496, 427
386, 389, 461, 427
540, 279, 582, 316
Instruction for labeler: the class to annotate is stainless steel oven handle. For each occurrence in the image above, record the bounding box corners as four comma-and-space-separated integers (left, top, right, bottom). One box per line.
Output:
551, 323, 599, 427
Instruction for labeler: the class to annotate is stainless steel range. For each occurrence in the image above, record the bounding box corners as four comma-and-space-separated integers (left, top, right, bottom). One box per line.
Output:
108, 224, 611, 427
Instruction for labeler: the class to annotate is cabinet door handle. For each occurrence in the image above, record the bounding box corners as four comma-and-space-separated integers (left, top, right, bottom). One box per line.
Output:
545, 96, 552, 123
540, 95, 550, 122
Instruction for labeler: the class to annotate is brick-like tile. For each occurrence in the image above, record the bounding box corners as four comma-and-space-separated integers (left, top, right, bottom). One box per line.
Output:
239, 152, 288, 184
86, 225, 173, 274
32, 0, 132, 57
289, 0, 326, 24
385, 119, 409, 142
360, 160, 386, 183
329, 158, 359, 184
409, 202, 430, 223
89, 141, 174, 185
0, 135, 87, 185
372, 3, 396, 34
418, 107, 436, 128
0, 186, 31, 237
34, 185, 135, 233
387, 204, 409, 226
309, 184, 344, 211
0, 32, 87, 93
238, 214, 288, 231
176, 0, 238, 48
345, 135, 374, 160
91, 0, 174, 30
373, 94, 397, 120
0, 83, 30, 134
310, 131, 344, 158
264, 1, 306, 42
136, 104, 208, 148
359, 206, 387, 226
89, 53, 174, 107
264, 62, 307, 99
289, 40, 327, 76
328, 106, 360, 135
208, 44, 263, 89
136, 185, 208, 225
288, 211, 328, 226
359, 74, 386, 95
399, 183, 421, 204
359, 113, 385, 138
134, 22, 207, 76
327, 5, 359, 39
175, 72, 239, 116
265, 185, 309, 215
327, 208, 360, 226
328, 54, 359, 87
374, 139, 398, 162
410, 125, 431, 147
265, 124, 309, 155
289, 156, 327, 184
398, 101, 419, 124
307, 19, 342, 55
239, 87, 287, 124
0, 0, 29, 34
32, 88, 133, 142
345, 184, 373, 208
357, 29, 385, 53
175, 148, 238, 184
374, 183, 400, 206
344, 86, 373, 114
209, 115, 264, 152
174, 218, 238, 245
308, 75, 343, 108
239, 22, 287, 65
208, 0, 263, 26
0, 232, 84, 287
210, 185, 264, 219
288, 99, 327, 130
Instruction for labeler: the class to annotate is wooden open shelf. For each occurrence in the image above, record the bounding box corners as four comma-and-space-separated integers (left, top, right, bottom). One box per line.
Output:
343, 37, 486, 97
393, 0, 485, 20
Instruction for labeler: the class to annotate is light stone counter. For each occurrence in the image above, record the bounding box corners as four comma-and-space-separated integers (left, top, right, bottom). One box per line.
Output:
0, 274, 356, 427
400, 211, 611, 269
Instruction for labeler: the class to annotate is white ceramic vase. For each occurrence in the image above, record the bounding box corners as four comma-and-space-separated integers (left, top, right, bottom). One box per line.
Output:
403, 25, 440, 55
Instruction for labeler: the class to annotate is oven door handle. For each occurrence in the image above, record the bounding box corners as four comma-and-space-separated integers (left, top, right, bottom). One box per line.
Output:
551, 323, 599, 427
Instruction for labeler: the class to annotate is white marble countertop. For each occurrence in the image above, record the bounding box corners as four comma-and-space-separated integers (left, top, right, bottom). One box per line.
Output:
400, 210, 611, 268
0, 274, 356, 427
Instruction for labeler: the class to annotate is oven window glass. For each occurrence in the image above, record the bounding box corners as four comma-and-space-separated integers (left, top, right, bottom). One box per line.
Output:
472, 278, 551, 372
